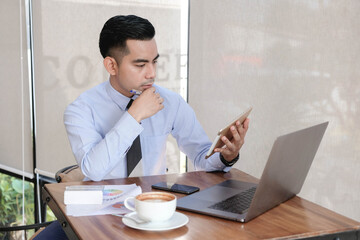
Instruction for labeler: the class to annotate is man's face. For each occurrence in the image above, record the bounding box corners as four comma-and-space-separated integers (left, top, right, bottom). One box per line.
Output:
110, 38, 159, 97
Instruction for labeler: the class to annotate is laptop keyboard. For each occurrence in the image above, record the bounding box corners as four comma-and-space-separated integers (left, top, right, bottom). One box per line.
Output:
209, 186, 257, 214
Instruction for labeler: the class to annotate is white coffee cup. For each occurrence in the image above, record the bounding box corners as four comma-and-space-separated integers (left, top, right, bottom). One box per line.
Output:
124, 192, 176, 222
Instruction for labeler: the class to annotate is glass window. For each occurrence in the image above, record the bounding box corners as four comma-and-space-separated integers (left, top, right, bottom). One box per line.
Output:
32, 0, 188, 175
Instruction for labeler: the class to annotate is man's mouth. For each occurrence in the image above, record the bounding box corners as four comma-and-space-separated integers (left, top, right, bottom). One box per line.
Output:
141, 81, 154, 89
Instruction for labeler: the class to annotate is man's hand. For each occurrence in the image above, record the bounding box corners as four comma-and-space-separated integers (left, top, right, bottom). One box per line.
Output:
127, 87, 164, 122
214, 118, 250, 161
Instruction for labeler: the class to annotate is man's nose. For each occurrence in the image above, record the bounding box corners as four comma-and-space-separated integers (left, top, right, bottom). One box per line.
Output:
146, 63, 156, 79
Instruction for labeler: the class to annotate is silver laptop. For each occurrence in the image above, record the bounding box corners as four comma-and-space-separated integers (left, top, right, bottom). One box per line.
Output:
177, 122, 328, 222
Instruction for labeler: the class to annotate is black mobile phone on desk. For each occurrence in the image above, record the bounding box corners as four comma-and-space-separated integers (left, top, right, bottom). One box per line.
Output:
151, 182, 200, 195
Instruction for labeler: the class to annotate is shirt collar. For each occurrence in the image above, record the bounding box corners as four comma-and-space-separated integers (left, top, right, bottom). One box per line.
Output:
105, 80, 134, 111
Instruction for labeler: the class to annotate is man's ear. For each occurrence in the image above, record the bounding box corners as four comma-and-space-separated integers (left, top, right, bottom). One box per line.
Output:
103, 56, 118, 75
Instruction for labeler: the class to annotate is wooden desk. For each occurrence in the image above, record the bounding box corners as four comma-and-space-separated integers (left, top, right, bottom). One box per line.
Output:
43, 169, 360, 239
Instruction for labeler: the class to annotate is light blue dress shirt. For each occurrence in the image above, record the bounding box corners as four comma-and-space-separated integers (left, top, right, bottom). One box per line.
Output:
64, 81, 230, 181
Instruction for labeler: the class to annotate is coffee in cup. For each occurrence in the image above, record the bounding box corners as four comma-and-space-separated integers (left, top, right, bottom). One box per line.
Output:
124, 192, 176, 222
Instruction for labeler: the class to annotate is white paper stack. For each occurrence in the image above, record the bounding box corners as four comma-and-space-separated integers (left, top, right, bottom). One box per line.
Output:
64, 184, 142, 216
64, 185, 104, 205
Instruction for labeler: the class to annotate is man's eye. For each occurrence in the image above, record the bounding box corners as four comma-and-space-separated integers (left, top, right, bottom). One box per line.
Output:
136, 64, 145, 67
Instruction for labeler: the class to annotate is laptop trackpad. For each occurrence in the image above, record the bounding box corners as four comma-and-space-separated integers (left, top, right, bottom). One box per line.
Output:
193, 180, 257, 202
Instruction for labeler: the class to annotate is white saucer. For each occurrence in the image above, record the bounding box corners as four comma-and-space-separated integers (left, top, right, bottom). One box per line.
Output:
122, 212, 189, 231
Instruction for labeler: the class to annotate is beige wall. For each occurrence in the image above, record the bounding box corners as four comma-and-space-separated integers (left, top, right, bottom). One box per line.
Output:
189, 0, 360, 221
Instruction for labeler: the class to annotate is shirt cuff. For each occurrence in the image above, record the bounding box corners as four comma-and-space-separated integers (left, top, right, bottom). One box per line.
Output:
206, 152, 238, 172
114, 111, 144, 142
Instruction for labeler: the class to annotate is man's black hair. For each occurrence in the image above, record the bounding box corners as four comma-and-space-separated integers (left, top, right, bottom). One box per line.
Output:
99, 15, 155, 58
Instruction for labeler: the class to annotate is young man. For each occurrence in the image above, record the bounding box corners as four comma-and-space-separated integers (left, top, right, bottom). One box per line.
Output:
64, 14, 249, 181
34, 14, 249, 240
